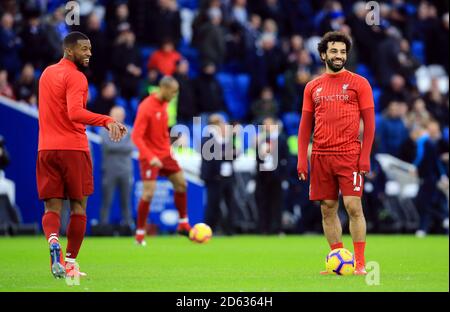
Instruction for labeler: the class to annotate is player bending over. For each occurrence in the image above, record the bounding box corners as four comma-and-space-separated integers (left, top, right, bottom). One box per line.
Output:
132, 76, 190, 246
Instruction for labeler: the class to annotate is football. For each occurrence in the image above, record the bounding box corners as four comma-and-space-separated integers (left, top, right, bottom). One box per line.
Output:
189, 223, 213, 243
325, 248, 355, 275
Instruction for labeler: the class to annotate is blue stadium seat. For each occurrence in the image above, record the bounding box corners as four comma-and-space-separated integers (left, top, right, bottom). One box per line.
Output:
356, 63, 375, 86
281, 112, 300, 136
411, 41, 425, 64
116, 96, 127, 109
443, 127, 449, 142
178, 0, 199, 9
130, 97, 140, 112
277, 74, 285, 89
217, 72, 250, 120
88, 84, 98, 103
375, 113, 383, 129
140, 45, 157, 74
372, 87, 382, 113
178, 41, 199, 78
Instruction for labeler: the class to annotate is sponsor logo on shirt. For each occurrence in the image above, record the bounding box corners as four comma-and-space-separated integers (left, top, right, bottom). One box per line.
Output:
313, 84, 351, 104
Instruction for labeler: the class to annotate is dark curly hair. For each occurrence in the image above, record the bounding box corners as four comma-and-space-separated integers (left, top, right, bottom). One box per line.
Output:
317, 31, 352, 61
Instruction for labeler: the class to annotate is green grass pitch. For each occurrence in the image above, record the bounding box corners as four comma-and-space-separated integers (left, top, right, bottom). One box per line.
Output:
0, 235, 448, 292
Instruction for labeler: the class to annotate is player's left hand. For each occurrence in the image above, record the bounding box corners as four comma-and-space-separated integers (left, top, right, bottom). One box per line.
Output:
107, 121, 126, 142
117, 122, 128, 137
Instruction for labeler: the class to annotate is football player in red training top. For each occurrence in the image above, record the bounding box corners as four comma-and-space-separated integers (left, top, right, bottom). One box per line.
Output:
132, 76, 190, 246
37, 31, 127, 279
297, 31, 375, 275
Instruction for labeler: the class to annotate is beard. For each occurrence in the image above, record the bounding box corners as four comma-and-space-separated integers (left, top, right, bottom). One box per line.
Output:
74, 56, 89, 73
326, 57, 346, 72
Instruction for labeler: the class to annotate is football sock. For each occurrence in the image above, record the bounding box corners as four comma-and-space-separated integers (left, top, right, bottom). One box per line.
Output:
42, 211, 61, 244
330, 242, 343, 250
353, 241, 366, 268
137, 199, 151, 230
66, 214, 87, 260
174, 192, 188, 221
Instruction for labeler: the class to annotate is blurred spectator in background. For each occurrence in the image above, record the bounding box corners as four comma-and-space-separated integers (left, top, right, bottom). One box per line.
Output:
139, 67, 161, 100
375, 26, 405, 87
0, 134, 9, 169
348, 1, 383, 71
147, 38, 181, 76
243, 13, 261, 52
19, 10, 56, 70
173, 58, 197, 124
249, 31, 284, 98
229, 0, 249, 26
84, 12, 108, 87
92, 82, 118, 116
396, 38, 421, 83
149, 0, 182, 46
413, 121, 449, 237
194, 62, 226, 114
284, 34, 304, 67
99, 106, 134, 227
317, 0, 346, 35
0, 12, 22, 80
0, 69, 14, 100
0, 134, 15, 213
377, 101, 409, 157
13, 62, 36, 105
107, 2, 130, 43
282, 48, 313, 113
42, 7, 66, 64
194, 7, 226, 68
112, 28, 142, 100
250, 86, 278, 123
201, 114, 237, 235
424, 78, 449, 128
421, 3, 449, 72
255, 116, 288, 234
379, 74, 410, 112
252, 0, 285, 36
224, 21, 247, 72
406, 97, 431, 130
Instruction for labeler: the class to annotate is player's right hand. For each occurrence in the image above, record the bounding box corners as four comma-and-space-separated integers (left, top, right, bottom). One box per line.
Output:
298, 173, 307, 181
150, 157, 163, 168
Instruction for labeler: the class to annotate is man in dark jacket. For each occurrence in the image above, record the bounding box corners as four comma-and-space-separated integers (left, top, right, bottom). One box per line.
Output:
201, 114, 237, 235
111, 28, 142, 100
194, 62, 227, 114
194, 7, 226, 68
173, 58, 197, 124
255, 116, 289, 234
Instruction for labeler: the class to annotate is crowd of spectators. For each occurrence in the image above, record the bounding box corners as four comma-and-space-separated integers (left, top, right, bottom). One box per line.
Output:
1, 0, 448, 235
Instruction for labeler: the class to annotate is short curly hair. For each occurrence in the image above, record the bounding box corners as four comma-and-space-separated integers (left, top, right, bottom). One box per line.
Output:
317, 31, 352, 60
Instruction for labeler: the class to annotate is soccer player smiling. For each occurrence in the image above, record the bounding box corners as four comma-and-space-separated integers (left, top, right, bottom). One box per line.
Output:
297, 31, 376, 275
37, 32, 127, 279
